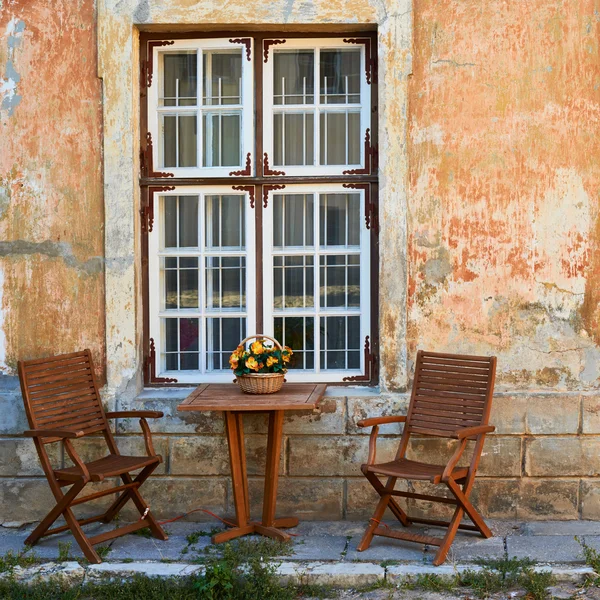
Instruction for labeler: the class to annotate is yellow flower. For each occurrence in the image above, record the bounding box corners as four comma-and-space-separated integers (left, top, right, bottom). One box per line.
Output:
229, 353, 239, 368
266, 356, 278, 367
245, 356, 259, 371
284, 345, 293, 355
282, 354, 290, 363
251, 341, 264, 354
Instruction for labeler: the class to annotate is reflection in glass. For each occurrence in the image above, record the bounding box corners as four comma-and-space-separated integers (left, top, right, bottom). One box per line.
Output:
320, 50, 360, 104
273, 113, 314, 166
319, 254, 360, 308
203, 51, 242, 105
320, 315, 360, 370
273, 194, 314, 248
162, 114, 197, 168
319, 111, 360, 165
275, 316, 314, 370
274, 255, 314, 309
162, 52, 198, 107
164, 196, 199, 249
273, 51, 315, 105
203, 113, 241, 167
164, 317, 199, 371
319, 193, 360, 246
206, 317, 246, 371
205, 195, 245, 249
206, 256, 246, 311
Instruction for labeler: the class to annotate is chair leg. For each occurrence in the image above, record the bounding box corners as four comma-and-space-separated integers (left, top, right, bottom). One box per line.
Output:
26, 480, 87, 546
433, 503, 464, 566
62, 507, 102, 564
446, 478, 492, 538
364, 470, 411, 527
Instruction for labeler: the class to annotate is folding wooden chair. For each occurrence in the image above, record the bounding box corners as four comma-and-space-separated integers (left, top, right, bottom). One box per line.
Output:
18, 349, 167, 563
357, 350, 497, 565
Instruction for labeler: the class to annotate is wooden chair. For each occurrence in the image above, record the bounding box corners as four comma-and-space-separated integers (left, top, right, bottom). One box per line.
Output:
18, 349, 167, 563
357, 350, 496, 565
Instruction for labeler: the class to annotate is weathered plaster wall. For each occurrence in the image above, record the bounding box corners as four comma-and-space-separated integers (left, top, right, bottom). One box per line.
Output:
0, 1, 105, 379
408, 0, 600, 391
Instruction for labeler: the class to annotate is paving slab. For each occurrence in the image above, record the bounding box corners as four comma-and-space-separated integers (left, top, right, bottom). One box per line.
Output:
446, 535, 505, 562
522, 521, 600, 536
287, 535, 348, 561
344, 534, 425, 562
506, 535, 584, 563
155, 535, 212, 561
290, 520, 370, 537
107, 534, 165, 561
88, 561, 201, 578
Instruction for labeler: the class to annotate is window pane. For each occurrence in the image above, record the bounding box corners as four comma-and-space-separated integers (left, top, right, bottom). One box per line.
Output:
203, 113, 241, 167
320, 315, 360, 370
206, 317, 246, 371
274, 51, 314, 105
274, 255, 314, 309
203, 51, 242, 105
164, 197, 177, 248
319, 111, 360, 166
162, 52, 197, 107
319, 193, 360, 246
275, 316, 314, 370
179, 196, 199, 247
206, 256, 246, 311
320, 254, 359, 308
180, 259, 199, 308
273, 113, 314, 166
320, 49, 360, 104
273, 194, 314, 248
163, 317, 199, 371
205, 195, 245, 249
161, 114, 197, 168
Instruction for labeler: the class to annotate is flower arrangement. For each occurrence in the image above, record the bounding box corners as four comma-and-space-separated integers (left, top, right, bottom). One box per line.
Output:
229, 335, 293, 394
229, 339, 292, 377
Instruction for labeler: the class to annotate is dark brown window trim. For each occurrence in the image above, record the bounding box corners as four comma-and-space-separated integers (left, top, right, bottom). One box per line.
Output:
140, 29, 379, 387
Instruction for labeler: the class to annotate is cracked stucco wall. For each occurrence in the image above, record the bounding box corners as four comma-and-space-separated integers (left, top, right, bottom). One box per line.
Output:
0, 1, 105, 379
407, 0, 600, 391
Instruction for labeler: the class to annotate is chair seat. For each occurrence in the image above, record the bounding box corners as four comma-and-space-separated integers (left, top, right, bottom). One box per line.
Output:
364, 458, 468, 483
55, 454, 161, 483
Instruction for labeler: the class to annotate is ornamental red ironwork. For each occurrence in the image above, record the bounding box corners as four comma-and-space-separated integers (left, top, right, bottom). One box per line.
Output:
263, 39, 286, 63
229, 153, 252, 177
232, 185, 256, 208
229, 37, 252, 61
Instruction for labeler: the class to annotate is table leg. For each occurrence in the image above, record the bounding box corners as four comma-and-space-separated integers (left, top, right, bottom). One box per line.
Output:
262, 410, 284, 528
236, 412, 250, 522
212, 411, 251, 544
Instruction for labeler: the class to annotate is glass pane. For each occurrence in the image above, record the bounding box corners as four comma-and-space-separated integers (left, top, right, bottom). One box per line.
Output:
273, 194, 314, 248
203, 51, 242, 105
320, 193, 360, 246
165, 266, 177, 309
161, 114, 197, 168
203, 113, 241, 167
206, 256, 246, 310
205, 195, 245, 249
274, 51, 315, 105
206, 317, 246, 371
275, 316, 314, 370
179, 261, 199, 309
320, 49, 360, 104
273, 113, 314, 166
319, 316, 361, 370
164, 317, 200, 371
164, 197, 177, 248
162, 52, 197, 107
179, 196, 199, 247
274, 255, 314, 309
180, 318, 199, 352
319, 255, 360, 309
319, 111, 360, 166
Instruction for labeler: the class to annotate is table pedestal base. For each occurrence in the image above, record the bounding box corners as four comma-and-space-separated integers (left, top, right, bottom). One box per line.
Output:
212, 517, 299, 544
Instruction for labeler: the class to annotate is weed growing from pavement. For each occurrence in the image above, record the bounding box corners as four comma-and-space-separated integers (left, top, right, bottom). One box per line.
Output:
57, 541, 73, 562
0, 546, 38, 574
577, 536, 600, 588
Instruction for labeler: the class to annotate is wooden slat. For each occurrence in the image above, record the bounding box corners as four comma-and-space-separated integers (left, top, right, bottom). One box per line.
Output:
35, 395, 99, 417
409, 517, 479, 531
38, 407, 103, 427
374, 526, 443, 547
71, 482, 140, 506
414, 388, 485, 401
420, 368, 490, 381
88, 520, 149, 545
27, 364, 91, 382
418, 375, 489, 390
410, 425, 460, 437
420, 356, 492, 369
415, 395, 485, 410
412, 407, 482, 422
30, 385, 97, 405
421, 351, 492, 362
416, 381, 487, 396
28, 370, 93, 387
42, 513, 106, 537
22, 351, 89, 367
390, 490, 458, 505
420, 363, 491, 376
24, 354, 90, 373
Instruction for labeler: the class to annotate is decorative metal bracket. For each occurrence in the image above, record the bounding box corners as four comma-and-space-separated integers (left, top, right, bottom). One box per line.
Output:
141, 185, 175, 233
263, 184, 286, 208
232, 185, 256, 209
343, 129, 376, 175
142, 40, 175, 89
343, 336, 377, 383
229, 37, 252, 61
342, 183, 377, 232
263, 152, 285, 176
229, 153, 252, 177
144, 338, 178, 384
141, 132, 175, 179
343, 37, 377, 84
264, 39, 286, 63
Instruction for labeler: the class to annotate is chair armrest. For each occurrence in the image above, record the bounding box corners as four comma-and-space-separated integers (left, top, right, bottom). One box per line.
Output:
24, 428, 85, 439
452, 425, 495, 439
357, 416, 407, 428
105, 411, 164, 419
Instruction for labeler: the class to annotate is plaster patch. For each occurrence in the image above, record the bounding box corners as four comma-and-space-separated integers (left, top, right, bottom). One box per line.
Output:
412, 123, 444, 146
0, 186, 9, 220
0, 18, 25, 116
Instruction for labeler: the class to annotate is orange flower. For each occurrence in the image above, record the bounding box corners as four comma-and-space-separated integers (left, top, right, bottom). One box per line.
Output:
282, 353, 290, 363
258, 362, 264, 369
245, 356, 259, 371
229, 353, 239, 368
251, 341, 264, 354
284, 346, 293, 355
266, 356, 278, 367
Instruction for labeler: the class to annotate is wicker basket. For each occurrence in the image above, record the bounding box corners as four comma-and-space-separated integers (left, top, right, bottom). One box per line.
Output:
234, 335, 286, 395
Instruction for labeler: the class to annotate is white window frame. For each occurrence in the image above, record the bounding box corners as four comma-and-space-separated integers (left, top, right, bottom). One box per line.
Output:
263, 38, 371, 177
148, 186, 256, 383
262, 183, 371, 382
148, 38, 254, 178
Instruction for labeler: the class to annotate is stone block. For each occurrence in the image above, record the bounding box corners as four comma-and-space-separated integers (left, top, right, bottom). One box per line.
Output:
169, 436, 229, 476
517, 479, 579, 520
279, 562, 384, 587
288, 436, 397, 477
0, 478, 55, 523
471, 479, 519, 519
580, 480, 600, 520
506, 535, 584, 563
0, 438, 61, 476
120, 477, 227, 521
345, 478, 408, 520
346, 395, 409, 435
490, 395, 527, 434
244, 477, 343, 520
526, 395, 580, 434
0, 390, 28, 435
115, 435, 168, 475
582, 396, 600, 434
525, 437, 600, 477
406, 436, 521, 477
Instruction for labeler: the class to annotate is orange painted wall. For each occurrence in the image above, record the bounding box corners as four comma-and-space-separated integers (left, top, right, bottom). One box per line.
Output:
408, 0, 600, 390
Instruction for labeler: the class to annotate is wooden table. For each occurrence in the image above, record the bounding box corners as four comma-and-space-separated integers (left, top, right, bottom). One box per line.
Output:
177, 383, 326, 543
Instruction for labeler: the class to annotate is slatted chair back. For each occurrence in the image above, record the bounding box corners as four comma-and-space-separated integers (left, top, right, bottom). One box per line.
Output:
405, 350, 496, 439
19, 350, 109, 445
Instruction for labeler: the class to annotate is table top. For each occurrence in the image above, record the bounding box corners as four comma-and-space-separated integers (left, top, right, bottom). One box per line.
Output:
177, 383, 327, 412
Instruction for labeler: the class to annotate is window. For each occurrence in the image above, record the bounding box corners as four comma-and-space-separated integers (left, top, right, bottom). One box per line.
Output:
142, 33, 377, 384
